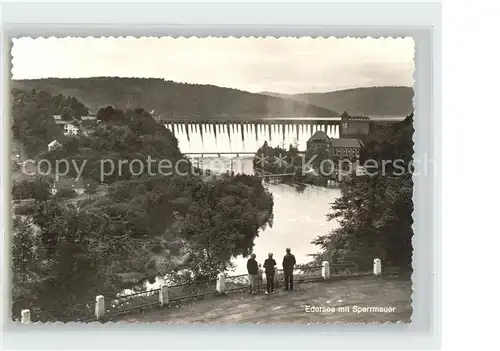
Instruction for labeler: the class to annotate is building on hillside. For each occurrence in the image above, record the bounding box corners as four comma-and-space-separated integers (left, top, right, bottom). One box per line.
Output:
339, 111, 370, 140
150, 110, 159, 122
306, 130, 331, 151
64, 123, 80, 136
329, 138, 363, 160
50, 183, 58, 196
48, 140, 62, 151
306, 132, 364, 179
55, 119, 68, 126
306, 131, 363, 160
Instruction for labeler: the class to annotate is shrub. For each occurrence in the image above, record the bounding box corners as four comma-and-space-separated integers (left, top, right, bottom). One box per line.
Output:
54, 187, 76, 199
84, 180, 98, 194
12, 178, 51, 201
12, 160, 21, 171
14, 202, 36, 215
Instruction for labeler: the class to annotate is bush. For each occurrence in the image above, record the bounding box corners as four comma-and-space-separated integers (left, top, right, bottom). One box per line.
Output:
77, 197, 94, 208
54, 187, 76, 199
14, 202, 36, 215
12, 178, 51, 201
84, 180, 98, 194
77, 195, 106, 208
12, 160, 21, 171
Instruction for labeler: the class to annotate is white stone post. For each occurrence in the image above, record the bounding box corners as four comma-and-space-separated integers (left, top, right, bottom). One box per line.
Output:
95, 295, 105, 320
21, 309, 31, 324
322, 261, 330, 279
159, 284, 169, 307
373, 258, 382, 276
216, 273, 226, 293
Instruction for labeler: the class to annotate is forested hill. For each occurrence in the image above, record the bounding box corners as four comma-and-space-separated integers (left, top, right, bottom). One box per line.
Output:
12, 78, 339, 119
262, 86, 414, 117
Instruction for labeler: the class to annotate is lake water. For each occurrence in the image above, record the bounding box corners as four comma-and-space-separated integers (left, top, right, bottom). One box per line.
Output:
139, 128, 342, 291
230, 182, 341, 275
192, 156, 341, 275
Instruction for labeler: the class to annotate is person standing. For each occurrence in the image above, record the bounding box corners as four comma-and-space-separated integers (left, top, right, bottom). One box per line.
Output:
282, 248, 296, 291
263, 253, 277, 295
246, 254, 259, 295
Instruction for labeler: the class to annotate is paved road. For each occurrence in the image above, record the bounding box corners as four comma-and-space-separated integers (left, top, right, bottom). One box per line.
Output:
114, 276, 412, 324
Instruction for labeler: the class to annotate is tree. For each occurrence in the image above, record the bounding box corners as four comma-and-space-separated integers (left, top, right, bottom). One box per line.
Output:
42, 108, 187, 184
11, 216, 40, 317
12, 102, 275, 319
11, 177, 51, 201
11, 88, 89, 157
97, 106, 124, 123
54, 186, 76, 199
312, 114, 414, 271
12, 216, 38, 286
19, 201, 127, 313
164, 175, 274, 279
84, 180, 98, 194
61, 106, 73, 121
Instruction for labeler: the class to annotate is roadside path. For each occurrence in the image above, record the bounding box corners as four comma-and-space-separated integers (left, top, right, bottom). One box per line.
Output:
115, 277, 412, 324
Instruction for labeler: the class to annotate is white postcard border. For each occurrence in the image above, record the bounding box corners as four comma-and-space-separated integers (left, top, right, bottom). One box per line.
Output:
0, 1, 441, 350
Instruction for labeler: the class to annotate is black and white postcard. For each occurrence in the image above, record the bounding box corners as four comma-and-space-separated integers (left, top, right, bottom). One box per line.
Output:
10, 37, 415, 324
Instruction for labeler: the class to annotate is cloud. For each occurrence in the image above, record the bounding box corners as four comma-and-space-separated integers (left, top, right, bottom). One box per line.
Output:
12, 37, 414, 94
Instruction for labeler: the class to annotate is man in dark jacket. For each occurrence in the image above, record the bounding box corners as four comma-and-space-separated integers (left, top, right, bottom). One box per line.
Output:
282, 248, 296, 291
246, 254, 259, 294
263, 253, 277, 295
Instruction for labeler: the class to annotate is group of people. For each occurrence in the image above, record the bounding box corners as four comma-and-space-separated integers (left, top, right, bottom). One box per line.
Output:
246, 248, 297, 295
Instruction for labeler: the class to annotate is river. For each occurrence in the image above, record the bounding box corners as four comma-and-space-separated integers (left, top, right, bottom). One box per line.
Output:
230, 182, 341, 275
139, 127, 342, 290
214, 157, 340, 274
185, 156, 341, 275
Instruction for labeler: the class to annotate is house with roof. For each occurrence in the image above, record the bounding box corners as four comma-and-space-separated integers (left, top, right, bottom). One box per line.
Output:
306, 131, 365, 179
48, 140, 62, 151
307, 131, 363, 160
306, 130, 331, 151
64, 122, 80, 136
329, 138, 363, 160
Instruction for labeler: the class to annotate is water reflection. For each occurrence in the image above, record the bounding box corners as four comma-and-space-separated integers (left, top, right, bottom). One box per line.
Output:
230, 183, 341, 275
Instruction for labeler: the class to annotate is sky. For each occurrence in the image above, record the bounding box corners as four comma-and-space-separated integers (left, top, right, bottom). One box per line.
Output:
11, 37, 414, 94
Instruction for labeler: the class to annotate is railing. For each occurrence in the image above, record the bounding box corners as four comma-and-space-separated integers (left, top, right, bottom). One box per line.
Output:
105, 289, 160, 319
168, 278, 218, 302
282, 265, 324, 282
28, 300, 95, 323
17, 258, 384, 323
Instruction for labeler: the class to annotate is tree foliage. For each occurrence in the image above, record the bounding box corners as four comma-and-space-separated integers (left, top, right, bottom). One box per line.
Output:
40, 107, 186, 184
253, 141, 332, 187
173, 174, 274, 279
11, 177, 51, 201
12, 202, 123, 316
11, 98, 275, 319
11, 89, 89, 157
313, 114, 414, 271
